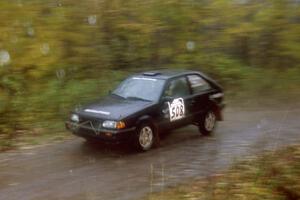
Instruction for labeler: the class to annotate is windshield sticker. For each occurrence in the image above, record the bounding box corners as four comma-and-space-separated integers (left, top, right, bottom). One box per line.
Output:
132, 77, 157, 81
168, 98, 185, 121
84, 109, 110, 115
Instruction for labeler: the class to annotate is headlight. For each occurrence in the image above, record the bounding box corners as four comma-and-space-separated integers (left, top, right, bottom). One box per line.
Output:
102, 120, 125, 129
71, 114, 79, 122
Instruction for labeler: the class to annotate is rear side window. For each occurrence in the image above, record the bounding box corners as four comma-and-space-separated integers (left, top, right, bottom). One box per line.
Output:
187, 75, 211, 94
164, 77, 190, 98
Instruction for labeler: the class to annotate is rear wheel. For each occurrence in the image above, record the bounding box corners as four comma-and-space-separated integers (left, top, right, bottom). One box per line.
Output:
135, 123, 155, 151
198, 110, 216, 135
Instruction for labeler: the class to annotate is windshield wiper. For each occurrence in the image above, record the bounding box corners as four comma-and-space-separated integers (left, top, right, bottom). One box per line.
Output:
126, 96, 151, 102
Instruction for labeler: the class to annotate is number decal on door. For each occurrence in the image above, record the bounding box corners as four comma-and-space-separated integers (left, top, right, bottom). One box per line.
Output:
167, 98, 185, 121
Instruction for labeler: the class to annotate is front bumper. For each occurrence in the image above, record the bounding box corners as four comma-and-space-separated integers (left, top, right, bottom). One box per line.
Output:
65, 121, 136, 143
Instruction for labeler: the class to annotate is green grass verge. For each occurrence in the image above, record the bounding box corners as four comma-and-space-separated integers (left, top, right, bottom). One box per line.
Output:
145, 145, 300, 200
0, 120, 72, 152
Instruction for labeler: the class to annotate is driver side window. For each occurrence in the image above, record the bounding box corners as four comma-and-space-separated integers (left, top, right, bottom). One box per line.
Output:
164, 77, 190, 98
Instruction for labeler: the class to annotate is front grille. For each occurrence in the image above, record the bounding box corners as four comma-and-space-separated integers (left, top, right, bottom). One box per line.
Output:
79, 116, 103, 130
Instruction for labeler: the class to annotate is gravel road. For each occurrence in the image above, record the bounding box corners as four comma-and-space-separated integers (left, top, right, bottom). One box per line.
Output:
0, 105, 299, 200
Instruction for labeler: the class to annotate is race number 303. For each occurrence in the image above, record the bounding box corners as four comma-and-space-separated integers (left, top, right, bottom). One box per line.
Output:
168, 98, 185, 121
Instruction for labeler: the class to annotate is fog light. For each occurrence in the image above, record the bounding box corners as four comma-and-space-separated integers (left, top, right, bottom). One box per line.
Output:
71, 114, 79, 122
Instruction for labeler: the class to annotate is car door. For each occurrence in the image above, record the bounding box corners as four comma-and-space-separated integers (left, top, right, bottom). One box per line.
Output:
160, 76, 194, 129
186, 74, 215, 120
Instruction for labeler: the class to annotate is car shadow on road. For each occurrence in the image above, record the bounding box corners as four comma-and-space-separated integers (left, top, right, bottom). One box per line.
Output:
78, 140, 137, 156
76, 126, 211, 157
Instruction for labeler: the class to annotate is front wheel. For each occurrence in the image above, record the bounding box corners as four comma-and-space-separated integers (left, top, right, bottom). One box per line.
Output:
135, 123, 155, 151
198, 110, 216, 135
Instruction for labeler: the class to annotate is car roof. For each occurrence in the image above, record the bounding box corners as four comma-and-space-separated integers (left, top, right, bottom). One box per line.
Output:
132, 69, 223, 91
135, 69, 199, 80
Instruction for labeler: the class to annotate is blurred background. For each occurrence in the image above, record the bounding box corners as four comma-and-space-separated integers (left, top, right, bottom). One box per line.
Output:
0, 0, 299, 149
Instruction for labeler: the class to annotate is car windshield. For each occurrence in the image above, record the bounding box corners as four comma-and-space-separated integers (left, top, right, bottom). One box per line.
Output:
112, 77, 165, 101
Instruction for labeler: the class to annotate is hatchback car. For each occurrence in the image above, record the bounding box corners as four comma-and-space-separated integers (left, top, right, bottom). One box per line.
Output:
65, 70, 225, 151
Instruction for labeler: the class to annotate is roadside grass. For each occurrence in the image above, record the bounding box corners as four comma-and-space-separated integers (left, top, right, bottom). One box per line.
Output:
14, 121, 72, 150
0, 120, 72, 152
145, 145, 300, 200
0, 69, 129, 152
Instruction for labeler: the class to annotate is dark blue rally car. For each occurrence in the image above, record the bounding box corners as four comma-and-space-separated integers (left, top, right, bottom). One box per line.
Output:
66, 70, 225, 151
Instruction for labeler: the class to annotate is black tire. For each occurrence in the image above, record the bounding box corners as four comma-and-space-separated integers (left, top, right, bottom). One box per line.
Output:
134, 123, 156, 151
198, 110, 217, 135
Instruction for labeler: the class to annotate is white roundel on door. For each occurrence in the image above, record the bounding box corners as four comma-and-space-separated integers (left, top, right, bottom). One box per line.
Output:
167, 98, 185, 122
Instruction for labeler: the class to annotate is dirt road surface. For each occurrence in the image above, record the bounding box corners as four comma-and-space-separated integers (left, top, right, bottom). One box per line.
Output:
0, 106, 300, 200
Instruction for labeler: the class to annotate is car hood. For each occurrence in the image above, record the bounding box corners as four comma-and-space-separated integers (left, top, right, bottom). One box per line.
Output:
77, 95, 154, 120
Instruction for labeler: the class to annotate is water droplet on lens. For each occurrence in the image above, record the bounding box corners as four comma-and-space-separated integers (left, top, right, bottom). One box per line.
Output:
40, 43, 50, 55
0, 50, 11, 66
27, 27, 35, 37
88, 15, 97, 25
56, 69, 65, 80
186, 41, 195, 51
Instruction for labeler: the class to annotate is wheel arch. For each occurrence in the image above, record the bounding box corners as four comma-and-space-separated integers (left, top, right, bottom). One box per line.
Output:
208, 100, 223, 121
136, 115, 157, 131
135, 115, 160, 147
